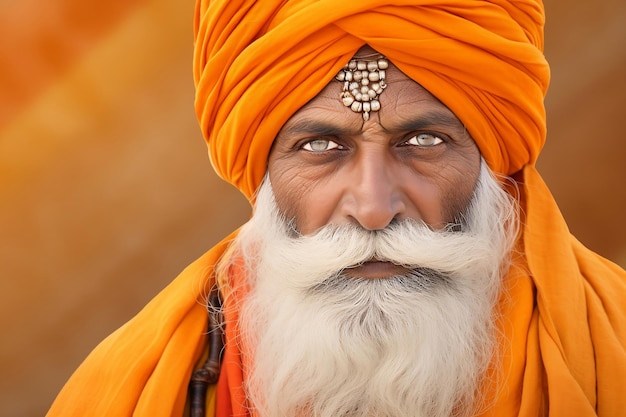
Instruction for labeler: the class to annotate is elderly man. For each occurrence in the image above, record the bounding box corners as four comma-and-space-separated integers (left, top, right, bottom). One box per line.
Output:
47, 1, 626, 417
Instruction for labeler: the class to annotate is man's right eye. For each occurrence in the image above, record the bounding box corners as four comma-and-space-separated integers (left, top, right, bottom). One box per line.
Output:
302, 139, 342, 152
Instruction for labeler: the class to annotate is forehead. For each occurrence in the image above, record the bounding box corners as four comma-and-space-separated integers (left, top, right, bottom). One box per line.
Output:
281, 61, 462, 133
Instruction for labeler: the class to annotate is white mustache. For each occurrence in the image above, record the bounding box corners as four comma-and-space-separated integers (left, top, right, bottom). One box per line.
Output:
290, 222, 488, 270
251, 219, 497, 295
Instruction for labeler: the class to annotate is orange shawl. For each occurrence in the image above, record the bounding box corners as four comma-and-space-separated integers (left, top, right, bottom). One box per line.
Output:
47, 1, 626, 416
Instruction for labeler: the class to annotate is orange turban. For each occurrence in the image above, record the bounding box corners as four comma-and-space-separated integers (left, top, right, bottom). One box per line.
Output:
47, 1, 625, 417
193, 0, 550, 199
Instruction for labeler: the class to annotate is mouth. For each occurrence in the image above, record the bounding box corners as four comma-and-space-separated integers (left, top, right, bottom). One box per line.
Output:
343, 258, 410, 279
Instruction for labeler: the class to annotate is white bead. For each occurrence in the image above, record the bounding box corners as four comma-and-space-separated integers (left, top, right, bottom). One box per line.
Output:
349, 82, 359, 91
361, 94, 370, 102
351, 101, 362, 112
357, 60, 367, 70
368, 72, 380, 82
377, 59, 389, 69
361, 78, 369, 86
344, 71, 353, 81
360, 85, 369, 94
370, 100, 381, 111
348, 60, 357, 70
363, 102, 371, 113
367, 61, 378, 71
342, 94, 355, 107
354, 93, 363, 101
368, 89, 377, 98
336, 71, 346, 81
378, 70, 386, 80
363, 111, 370, 121
353, 71, 362, 81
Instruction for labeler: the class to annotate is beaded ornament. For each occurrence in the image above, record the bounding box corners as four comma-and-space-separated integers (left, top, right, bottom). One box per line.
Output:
335, 55, 389, 121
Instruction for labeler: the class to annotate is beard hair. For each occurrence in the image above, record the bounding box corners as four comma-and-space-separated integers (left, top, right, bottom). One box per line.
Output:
229, 160, 518, 417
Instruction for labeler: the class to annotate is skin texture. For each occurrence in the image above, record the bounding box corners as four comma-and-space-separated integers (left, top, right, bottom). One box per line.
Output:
268, 54, 481, 277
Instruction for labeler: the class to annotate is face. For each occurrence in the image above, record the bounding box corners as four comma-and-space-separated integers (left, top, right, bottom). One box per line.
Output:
241, 138, 515, 417
268, 57, 481, 237
243, 55, 515, 416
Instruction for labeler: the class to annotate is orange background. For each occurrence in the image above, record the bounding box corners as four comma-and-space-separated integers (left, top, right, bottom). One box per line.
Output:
1, 1, 624, 416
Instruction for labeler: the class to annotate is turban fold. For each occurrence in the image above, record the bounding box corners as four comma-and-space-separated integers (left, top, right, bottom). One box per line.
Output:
47, 1, 626, 416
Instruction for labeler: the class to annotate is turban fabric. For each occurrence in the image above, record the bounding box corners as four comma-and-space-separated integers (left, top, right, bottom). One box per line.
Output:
47, 1, 626, 416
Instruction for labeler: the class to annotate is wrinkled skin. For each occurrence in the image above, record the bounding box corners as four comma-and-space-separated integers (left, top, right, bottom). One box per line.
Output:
268, 53, 481, 278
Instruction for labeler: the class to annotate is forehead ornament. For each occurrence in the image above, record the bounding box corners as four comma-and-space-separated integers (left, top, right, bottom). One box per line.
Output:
335, 55, 389, 121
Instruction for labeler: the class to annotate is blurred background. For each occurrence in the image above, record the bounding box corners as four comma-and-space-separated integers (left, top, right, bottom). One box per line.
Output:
1, 1, 624, 415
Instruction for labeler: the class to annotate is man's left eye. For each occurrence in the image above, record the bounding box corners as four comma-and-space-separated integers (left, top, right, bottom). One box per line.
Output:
302, 139, 341, 152
406, 133, 444, 147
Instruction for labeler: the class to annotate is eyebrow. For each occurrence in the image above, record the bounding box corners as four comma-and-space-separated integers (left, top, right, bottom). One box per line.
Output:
382, 110, 466, 134
278, 109, 465, 139
279, 118, 361, 138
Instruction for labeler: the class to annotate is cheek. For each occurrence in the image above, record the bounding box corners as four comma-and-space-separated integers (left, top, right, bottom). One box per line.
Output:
403, 151, 480, 226
438, 156, 481, 221
268, 161, 340, 234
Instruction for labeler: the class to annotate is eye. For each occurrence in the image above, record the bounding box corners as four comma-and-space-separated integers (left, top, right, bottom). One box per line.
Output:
405, 133, 444, 147
302, 138, 342, 152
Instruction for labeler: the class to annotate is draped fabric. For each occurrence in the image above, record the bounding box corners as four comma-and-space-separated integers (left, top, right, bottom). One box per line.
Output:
46, 231, 238, 417
46, 1, 626, 416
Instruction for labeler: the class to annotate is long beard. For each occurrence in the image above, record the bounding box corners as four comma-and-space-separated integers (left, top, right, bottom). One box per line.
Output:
232, 161, 518, 417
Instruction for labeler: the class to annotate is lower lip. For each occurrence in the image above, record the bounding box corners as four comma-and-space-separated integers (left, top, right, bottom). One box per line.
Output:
343, 261, 408, 279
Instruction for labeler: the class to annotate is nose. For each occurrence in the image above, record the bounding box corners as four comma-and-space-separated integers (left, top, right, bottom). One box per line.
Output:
342, 150, 406, 230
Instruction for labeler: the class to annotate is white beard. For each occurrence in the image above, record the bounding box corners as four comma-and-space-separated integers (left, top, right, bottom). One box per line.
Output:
229, 161, 518, 417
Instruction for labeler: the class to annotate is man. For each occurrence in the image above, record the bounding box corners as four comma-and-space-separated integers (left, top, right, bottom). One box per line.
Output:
47, 1, 626, 416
